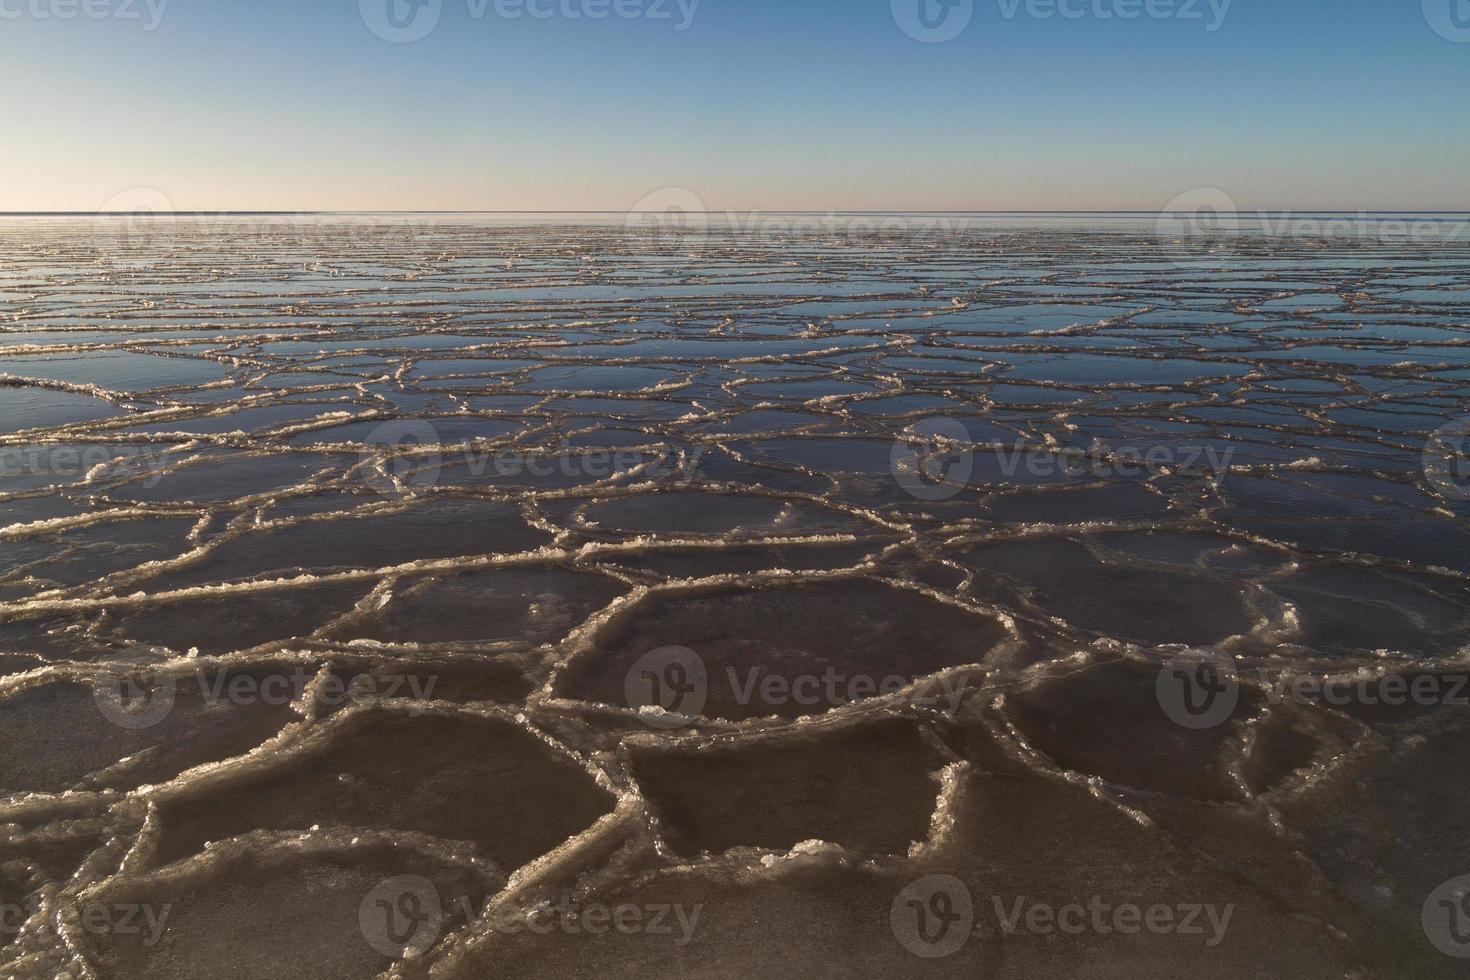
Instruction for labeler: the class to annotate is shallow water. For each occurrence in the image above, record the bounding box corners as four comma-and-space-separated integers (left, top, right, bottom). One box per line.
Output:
1, 216, 1469, 977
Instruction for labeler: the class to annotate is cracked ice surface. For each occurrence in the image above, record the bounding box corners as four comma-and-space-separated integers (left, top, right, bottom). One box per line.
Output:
1, 216, 1469, 978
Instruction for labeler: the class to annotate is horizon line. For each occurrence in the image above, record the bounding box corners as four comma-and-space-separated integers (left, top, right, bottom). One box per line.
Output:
6, 210, 1470, 217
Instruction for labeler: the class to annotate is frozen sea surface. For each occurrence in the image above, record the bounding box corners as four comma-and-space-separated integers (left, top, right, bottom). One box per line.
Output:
1, 216, 1469, 978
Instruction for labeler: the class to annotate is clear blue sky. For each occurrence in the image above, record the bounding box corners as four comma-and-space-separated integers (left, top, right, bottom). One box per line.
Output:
2, 0, 1467, 211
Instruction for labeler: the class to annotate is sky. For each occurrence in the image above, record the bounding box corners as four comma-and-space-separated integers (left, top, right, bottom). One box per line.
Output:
1, 0, 1468, 212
